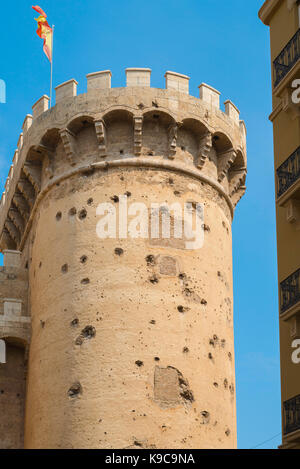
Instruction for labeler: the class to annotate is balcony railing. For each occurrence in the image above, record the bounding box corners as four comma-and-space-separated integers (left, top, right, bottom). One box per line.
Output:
280, 269, 300, 315
273, 29, 300, 88
277, 147, 300, 198
283, 395, 300, 436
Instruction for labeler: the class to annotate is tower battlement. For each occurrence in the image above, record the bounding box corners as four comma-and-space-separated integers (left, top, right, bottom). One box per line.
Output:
0, 68, 247, 252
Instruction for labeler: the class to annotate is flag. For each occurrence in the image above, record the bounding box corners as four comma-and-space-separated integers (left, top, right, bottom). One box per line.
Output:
32, 6, 53, 63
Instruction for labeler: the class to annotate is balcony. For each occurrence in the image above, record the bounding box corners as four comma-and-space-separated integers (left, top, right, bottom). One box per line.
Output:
280, 269, 300, 319
273, 29, 300, 89
283, 395, 300, 436
277, 147, 300, 199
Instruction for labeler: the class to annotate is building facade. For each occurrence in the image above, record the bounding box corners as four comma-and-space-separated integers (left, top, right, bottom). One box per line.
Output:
259, 0, 300, 450
0, 68, 247, 449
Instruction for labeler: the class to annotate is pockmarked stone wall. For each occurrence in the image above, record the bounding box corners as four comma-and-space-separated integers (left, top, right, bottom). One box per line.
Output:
0, 68, 247, 449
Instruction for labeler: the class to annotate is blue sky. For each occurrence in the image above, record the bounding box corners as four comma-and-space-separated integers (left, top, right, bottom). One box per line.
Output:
0, 0, 280, 449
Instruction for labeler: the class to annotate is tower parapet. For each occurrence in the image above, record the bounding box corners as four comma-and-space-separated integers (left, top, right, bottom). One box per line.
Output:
0, 68, 246, 252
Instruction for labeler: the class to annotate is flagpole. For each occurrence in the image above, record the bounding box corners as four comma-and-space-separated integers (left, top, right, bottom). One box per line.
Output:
50, 24, 55, 107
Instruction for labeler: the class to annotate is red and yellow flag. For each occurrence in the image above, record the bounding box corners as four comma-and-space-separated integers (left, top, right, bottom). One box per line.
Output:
32, 6, 53, 62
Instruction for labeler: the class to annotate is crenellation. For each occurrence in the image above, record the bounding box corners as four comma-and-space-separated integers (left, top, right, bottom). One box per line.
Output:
199, 83, 221, 109
22, 115, 33, 134
4, 173, 11, 197
86, 70, 112, 91
32, 95, 50, 119
17, 133, 23, 152
8, 165, 14, 181
239, 120, 247, 146
224, 100, 240, 123
55, 79, 78, 103
12, 150, 19, 167
126, 68, 151, 87
165, 71, 190, 94
0, 75, 247, 252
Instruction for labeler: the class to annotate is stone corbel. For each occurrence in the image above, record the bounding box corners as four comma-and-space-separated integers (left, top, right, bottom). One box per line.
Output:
13, 193, 30, 222
133, 116, 143, 156
0, 228, 15, 250
34, 144, 55, 179
17, 179, 36, 209
231, 186, 246, 208
94, 120, 107, 158
218, 149, 237, 182
60, 128, 77, 165
229, 168, 247, 196
23, 163, 42, 193
44, 153, 54, 178
4, 219, 20, 245
196, 132, 212, 169
8, 208, 25, 234
168, 123, 178, 159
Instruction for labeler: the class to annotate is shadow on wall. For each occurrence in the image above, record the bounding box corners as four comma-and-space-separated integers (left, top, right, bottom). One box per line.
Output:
0, 338, 26, 449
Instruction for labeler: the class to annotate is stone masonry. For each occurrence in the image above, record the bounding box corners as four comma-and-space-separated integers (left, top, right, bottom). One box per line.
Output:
0, 68, 247, 449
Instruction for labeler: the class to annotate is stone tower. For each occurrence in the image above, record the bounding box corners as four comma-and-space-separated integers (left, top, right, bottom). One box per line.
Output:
0, 68, 247, 449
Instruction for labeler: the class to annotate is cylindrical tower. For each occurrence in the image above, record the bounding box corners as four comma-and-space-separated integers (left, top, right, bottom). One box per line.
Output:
0, 68, 247, 449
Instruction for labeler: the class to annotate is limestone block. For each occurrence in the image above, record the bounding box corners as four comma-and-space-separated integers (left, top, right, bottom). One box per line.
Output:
22, 115, 33, 134
87, 71, 112, 91
199, 83, 220, 108
12, 150, 19, 166
3, 299, 22, 318
55, 79, 78, 103
224, 100, 240, 122
126, 68, 151, 87
8, 165, 13, 181
32, 95, 50, 119
165, 71, 190, 94
3, 250, 21, 268
17, 133, 23, 152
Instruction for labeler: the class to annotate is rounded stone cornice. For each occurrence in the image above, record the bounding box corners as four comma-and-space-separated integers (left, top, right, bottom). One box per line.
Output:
17, 157, 236, 251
